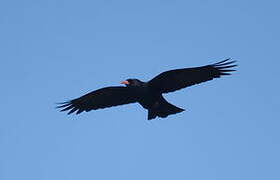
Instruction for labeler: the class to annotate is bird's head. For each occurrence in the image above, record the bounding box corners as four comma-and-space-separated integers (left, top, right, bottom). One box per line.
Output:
120, 79, 144, 87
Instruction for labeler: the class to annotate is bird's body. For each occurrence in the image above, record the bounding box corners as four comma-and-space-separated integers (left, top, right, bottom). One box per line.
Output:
125, 81, 157, 109
57, 59, 237, 120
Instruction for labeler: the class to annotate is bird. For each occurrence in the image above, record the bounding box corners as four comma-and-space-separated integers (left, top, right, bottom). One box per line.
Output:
57, 58, 237, 120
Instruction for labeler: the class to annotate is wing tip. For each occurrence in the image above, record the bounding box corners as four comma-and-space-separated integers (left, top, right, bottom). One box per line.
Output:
56, 101, 81, 115
213, 58, 237, 76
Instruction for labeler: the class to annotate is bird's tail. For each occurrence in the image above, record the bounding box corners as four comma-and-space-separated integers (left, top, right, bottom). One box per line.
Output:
148, 98, 185, 120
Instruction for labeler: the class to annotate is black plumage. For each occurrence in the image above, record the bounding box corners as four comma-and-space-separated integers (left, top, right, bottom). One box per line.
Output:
57, 59, 237, 120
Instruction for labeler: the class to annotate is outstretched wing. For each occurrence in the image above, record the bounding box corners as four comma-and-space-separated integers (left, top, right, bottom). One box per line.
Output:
148, 59, 237, 94
57, 86, 139, 114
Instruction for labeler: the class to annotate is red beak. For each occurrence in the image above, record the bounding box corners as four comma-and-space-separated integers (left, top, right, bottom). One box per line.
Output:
120, 80, 129, 85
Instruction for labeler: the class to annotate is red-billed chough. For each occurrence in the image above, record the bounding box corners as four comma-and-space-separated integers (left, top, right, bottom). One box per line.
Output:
57, 59, 237, 120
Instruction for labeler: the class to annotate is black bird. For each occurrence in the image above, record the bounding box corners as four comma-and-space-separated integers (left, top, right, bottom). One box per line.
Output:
57, 59, 237, 120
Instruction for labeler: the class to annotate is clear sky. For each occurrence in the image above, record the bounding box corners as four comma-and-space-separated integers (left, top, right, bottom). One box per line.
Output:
1, 0, 279, 180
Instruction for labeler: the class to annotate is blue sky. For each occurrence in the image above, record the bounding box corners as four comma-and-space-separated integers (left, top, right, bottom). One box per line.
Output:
1, 0, 279, 179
